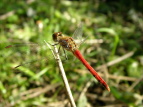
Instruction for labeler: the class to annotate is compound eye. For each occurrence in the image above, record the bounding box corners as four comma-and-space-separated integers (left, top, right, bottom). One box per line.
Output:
52, 32, 63, 42
52, 32, 58, 42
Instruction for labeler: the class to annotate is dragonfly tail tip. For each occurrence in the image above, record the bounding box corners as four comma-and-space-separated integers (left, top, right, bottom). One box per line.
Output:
106, 86, 110, 92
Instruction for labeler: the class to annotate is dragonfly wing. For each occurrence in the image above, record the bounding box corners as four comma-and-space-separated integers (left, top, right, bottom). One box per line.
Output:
72, 22, 88, 46
72, 22, 83, 43
4, 42, 53, 69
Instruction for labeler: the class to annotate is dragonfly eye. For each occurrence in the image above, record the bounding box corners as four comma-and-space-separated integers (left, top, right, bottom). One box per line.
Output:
52, 32, 63, 42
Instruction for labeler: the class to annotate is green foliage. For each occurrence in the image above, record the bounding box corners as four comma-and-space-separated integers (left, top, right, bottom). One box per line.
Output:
0, 0, 143, 106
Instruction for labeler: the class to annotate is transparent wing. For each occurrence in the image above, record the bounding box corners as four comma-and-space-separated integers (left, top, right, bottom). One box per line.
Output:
4, 42, 53, 69
72, 22, 83, 40
4, 41, 69, 69
72, 22, 87, 46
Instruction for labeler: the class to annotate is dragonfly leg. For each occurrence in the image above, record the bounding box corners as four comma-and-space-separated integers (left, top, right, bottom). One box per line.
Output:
52, 43, 59, 46
58, 46, 68, 61
50, 43, 59, 46
44, 41, 59, 46
58, 46, 61, 53
62, 47, 68, 60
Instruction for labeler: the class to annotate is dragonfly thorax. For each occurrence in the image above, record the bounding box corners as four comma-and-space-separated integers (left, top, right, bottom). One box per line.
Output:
52, 32, 78, 52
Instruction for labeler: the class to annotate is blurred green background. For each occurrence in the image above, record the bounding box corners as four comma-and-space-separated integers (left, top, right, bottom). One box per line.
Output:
0, 0, 143, 107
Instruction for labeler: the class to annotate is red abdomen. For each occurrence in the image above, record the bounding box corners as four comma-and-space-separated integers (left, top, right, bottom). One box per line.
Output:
73, 50, 110, 91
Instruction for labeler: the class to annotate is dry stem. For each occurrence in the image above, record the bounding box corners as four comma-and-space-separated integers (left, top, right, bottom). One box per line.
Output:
44, 40, 76, 107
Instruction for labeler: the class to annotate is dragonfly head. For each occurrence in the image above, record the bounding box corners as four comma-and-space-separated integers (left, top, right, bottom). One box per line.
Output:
52, 32, 63, 42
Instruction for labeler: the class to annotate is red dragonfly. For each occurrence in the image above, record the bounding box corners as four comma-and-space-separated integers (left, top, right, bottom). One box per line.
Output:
6, 24, 110, 91
52, 28, 110, 92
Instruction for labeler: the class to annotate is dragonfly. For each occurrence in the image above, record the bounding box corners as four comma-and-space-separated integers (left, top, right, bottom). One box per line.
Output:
52, 26, 110, 92
5, 24, 110, 91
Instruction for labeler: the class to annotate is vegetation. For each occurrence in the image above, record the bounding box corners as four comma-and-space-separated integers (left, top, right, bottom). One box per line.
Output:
0, 0, 143, 106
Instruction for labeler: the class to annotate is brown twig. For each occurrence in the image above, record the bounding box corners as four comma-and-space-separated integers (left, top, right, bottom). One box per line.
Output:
97, 51, 134, 70
0, 11, 15, 20
75, 39, 103, 44
98, 72, 137, 81
127, 75, 143, 91
20, 84, 60, 100
10, 84, 60, 106
46, 100, 69, 107
75, 69, 137, 82
100, 56, 109, 83
78, 81, 92, 100
44, 40, 76, 107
